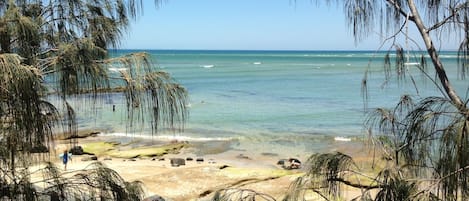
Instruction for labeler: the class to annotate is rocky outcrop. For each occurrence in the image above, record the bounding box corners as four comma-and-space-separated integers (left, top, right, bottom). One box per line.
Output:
170, 158, 186, 167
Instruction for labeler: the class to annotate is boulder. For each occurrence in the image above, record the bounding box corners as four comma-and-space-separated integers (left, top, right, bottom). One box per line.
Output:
282, 158, 302, 170
170, 158, 185, 167
70, 146, 84, 155
277, 159, 287, 166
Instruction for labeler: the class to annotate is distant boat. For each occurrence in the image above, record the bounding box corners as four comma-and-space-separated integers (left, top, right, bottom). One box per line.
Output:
253, 62, 262, 65
202, 65, 214, 68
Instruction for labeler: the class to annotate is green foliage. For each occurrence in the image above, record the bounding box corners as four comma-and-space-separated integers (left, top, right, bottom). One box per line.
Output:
0, 0, 184, 200
283, 1, 469, 201
284, 152, 361, 201
37, 162, 144, 201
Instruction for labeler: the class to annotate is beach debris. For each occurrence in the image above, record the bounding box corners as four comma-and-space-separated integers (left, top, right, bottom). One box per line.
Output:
158, 158, 165, 161
196, 158, 204, 163
277, 158, 302, 169
170, 158, 186, 167
103, 157, 112, 161
186, 157, 193, 161
90, 155, 98, 161
143, 194, 166, 201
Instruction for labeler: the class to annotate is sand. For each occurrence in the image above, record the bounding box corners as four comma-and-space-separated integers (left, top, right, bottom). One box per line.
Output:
43, 134, 372, 201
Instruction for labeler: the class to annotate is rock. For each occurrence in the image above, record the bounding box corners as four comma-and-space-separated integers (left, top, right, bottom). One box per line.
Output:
158, 158, 165, 161
219, 165, 230, 169
80, 155, 98, 161
282, 158, 302, 170
70, 146, 84, 155
196, 158, 204, 162
277, 159, 287, 166
143, 194, 166, 201
103, 157, 112, 161
186, 157, 193, 161
170, 158, 185, 167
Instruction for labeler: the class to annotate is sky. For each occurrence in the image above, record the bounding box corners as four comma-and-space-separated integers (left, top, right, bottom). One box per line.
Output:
121, 0, 458, 51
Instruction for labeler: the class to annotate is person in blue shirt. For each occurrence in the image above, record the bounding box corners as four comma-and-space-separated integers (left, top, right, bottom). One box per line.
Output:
60, 149, 72, 171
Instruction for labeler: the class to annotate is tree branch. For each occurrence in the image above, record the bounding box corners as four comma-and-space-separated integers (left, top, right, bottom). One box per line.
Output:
386, 0, 414, 21
427, 2, 469, 33
328, 177, 385, 190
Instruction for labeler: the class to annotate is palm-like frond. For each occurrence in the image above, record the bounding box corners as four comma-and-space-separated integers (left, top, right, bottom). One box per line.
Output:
0, 54, 58, 168
37, 162, 144, 201
0, 1, 177, 200
284, 152, 357, 200
366, 95, 469, 200
111, 52, 188, 133
373, 169, 416, 201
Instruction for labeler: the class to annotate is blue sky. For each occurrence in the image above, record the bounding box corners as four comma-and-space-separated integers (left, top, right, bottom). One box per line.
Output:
121, 0, 457, 50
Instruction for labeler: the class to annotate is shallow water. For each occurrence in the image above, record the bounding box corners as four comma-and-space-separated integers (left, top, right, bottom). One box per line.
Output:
59, 50, 468, 157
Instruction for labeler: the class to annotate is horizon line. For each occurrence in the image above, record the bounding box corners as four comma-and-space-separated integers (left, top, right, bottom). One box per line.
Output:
112, 48, 459, 52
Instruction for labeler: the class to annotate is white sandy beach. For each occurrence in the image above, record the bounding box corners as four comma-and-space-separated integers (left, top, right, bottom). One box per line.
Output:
37, 134, 372, 201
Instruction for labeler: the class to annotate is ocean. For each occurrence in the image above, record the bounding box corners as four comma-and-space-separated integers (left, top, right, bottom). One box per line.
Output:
65, 50, 468, 157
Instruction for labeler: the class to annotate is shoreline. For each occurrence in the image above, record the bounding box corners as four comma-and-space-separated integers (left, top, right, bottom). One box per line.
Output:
47, 132, 372, 200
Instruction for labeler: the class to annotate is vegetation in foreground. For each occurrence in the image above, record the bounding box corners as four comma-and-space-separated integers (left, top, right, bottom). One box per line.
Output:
214, 0, 469, 200
2, 0, 469, 201
0, 0, 187, 200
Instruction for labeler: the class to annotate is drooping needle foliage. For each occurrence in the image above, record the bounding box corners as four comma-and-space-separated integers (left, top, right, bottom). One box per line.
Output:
0, 0, 186, 200
284, 1, 469, 201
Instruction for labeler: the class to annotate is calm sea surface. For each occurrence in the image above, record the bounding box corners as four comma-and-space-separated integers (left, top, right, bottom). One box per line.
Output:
65, 50, 468, 156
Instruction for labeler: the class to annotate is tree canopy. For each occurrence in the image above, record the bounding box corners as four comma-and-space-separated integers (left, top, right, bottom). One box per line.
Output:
283, 1, 469, 201
0, 0, 187, 200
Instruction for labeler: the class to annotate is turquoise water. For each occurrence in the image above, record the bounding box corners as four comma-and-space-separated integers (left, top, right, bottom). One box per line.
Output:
68, 50, 468, 156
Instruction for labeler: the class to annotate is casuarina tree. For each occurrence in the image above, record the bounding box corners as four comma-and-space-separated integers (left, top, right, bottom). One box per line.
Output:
0, 0, 187, 200
285, 1, 469, 201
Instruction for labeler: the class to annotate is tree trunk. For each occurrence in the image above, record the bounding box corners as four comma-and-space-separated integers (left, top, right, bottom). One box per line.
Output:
407, 0, 468, 115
